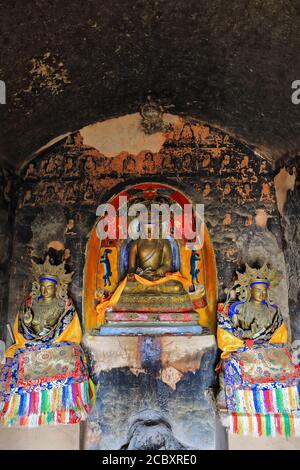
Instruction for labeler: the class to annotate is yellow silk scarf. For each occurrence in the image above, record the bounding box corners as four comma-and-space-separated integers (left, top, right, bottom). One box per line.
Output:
217, 322, 289, 359
6, 311, 82, 359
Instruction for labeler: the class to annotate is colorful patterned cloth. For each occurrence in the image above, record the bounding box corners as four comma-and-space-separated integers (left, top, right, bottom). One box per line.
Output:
0, 297, 94, 427
223, 343, 300, 414
0, 341, 94, 427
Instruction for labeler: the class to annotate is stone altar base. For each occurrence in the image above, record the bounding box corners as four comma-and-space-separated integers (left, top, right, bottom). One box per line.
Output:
82, 333, 227, 450
98, 311, 203, 336
98, 325, 203, 335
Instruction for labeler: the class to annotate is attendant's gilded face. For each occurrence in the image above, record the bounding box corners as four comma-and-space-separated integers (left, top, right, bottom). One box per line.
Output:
40, 280, 57, 300
251, 283, 268, 303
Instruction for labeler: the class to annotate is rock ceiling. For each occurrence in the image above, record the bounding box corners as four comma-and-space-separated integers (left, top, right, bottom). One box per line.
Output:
0, 0, 300, 168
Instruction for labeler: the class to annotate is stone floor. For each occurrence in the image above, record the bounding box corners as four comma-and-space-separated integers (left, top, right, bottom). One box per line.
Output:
0, 424, 299, 449
0, 424, 80, 450
229, 434, 300, 450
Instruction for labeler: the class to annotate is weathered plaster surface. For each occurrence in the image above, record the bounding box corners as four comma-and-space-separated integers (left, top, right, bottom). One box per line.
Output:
83, 334, 216, 389
0, 167, 14, 342
274, 167, 297, 216
80, 113, 180, 157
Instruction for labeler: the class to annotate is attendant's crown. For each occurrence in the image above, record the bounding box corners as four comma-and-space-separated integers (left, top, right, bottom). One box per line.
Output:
30, 256, 73, 301
32, 256, 73, 286
233, 263, 281, 302
39, 274, 59, 284
249, 274, 270, 288
234, 263, 281, 290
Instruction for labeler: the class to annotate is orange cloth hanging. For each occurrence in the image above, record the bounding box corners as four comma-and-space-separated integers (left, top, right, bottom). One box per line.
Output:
6, 310, 82, 359
217, 321, 289, 359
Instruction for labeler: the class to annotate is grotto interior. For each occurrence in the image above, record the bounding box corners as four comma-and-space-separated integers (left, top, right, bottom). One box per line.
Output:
0, 0, 300, 451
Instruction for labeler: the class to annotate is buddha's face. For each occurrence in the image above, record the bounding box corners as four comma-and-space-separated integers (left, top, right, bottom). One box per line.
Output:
143, 224, 156, 240
139, 222, 163, 240
40, 280, 57, 302
251, 283, 268, 303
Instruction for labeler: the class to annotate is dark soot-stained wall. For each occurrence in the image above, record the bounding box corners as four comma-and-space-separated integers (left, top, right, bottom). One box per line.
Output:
277, 157, 300, 340
0, 167, 14, 341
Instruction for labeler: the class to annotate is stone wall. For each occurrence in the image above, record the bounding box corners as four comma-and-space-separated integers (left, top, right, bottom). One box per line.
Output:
275, 158, 300, 340
7, 114, 289, 329
0, 167, 15, 341
82, 334, 226, 450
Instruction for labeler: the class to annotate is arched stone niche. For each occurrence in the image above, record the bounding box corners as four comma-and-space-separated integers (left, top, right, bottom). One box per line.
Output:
83, 181, 217, 332
7, 113, 290, 335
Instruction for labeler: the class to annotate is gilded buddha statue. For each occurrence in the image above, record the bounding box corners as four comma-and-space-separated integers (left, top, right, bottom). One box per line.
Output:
123, 222, 187, 295
128, 235, 173, 280
16, 257, 78, 343
97, 215, 204, 324
115, 219, 195, 312
230, 282, 279, 339
0, 257, 94, 427
219, 263, 283, 344
216, 264, 300, 439
89, 185, 218, 331
94, 198, 210, 331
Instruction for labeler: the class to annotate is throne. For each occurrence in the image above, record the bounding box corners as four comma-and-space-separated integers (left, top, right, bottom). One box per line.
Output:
105, 237, 201, 333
